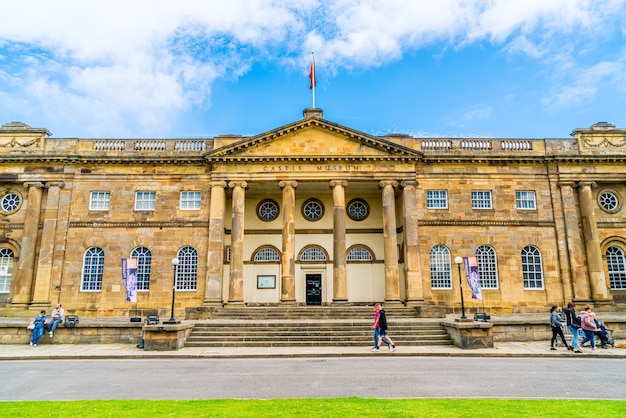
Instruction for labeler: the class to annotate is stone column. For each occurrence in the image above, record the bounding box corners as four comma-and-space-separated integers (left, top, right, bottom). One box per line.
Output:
558, 182, 590, 301
31, 182, 65, 308
400, 180, 424, 305
380, 180, 401, 304
227, 181, 247, 305
578, 182, 610, 301
203, 180, 227, 306
330, 180, 348, 304
10, 182, 44, 307
280, 181, 298, 304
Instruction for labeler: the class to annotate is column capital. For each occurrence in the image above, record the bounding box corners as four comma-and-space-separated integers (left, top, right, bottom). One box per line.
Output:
329, 180, 348, 188
379, 180, 399, 189
44, 181, 65, 189
578, 181, 597, 190
209, 180, 228, 189
400, 180, 418, 189
557, 181, 577, 189
279, 180, 298, 189
23, 182, 45, 189
228, 181, 248, 189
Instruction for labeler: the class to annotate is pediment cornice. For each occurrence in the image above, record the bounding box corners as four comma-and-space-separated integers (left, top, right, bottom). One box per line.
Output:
205, 117, 422, 162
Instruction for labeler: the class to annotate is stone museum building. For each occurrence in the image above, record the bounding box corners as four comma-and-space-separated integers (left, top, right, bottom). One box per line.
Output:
0, 108, 625, 317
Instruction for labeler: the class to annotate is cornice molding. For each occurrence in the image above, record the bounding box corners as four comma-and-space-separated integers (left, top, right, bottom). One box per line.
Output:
69, 221, 210, 228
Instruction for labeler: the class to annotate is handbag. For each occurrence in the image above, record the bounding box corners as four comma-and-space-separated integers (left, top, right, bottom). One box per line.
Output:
27, 323, 35, 330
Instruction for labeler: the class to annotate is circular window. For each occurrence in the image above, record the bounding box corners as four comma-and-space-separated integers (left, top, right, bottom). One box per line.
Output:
257, 199, 279, 222
1, 193, 21, 213
598, 189, 621, 213
302, 199, 324, 222
347, 199, 369, 221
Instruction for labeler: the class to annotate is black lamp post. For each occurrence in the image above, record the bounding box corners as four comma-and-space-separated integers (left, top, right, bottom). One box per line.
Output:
165, 257, 180, 324
455, 256, 467, 319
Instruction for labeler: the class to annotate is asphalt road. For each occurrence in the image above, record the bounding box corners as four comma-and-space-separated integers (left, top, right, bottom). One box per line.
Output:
1, 357, 625, 400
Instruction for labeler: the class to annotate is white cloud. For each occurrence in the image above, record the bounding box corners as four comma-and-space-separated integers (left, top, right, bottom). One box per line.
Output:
542, 59, 626, 109
0, 0, 624, 136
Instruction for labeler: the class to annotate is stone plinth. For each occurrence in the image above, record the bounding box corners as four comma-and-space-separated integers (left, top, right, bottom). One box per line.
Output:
443, 320, 494, 349
142, 322, 195, 351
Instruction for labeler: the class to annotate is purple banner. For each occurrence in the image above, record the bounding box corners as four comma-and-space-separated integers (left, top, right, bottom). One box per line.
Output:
463, 256, 482, 300
121, 258, 138, 303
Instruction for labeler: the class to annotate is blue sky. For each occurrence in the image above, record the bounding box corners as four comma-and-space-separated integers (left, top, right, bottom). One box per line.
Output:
1, 1, 625, 140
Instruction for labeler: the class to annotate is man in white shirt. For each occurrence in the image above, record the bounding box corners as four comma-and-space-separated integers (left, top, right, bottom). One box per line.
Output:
48, 304, 65, 337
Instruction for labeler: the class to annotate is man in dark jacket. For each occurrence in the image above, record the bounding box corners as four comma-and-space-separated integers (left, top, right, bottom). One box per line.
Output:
372, 303, 397, 352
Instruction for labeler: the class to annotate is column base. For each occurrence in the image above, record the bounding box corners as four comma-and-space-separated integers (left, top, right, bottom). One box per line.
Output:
590, 297, 613, 305
332, 299, 349, 305
202, 299, 224, 307
29, 300, 52, 309
383, 299, 404, 307
226, 299, 245, 306
8, 302, 31, 310
280, 299, 297, 305
404, 299, 426, 307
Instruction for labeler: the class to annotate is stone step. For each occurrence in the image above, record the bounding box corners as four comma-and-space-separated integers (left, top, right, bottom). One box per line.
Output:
188, 331, 448, 338
185, 319, 452, 347
187, 335, 450, 342
188, 306, 425, 320
194, 322, 442, 332
183, 339, 453, 347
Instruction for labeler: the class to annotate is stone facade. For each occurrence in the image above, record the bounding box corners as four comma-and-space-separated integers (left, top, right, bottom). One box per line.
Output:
0, 112, 625, 317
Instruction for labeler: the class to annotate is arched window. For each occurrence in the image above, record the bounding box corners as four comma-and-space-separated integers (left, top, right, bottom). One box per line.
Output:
176, 246, 198, 291
430, 245, 452, 289
253, 247, 281, 262
81, 247, 105, 291
131, 246, 152, 291
0, 248, 14, 293
347, 246, 373, 261
476, 245, 498, 289
606, 246, 626, 289
521, 245, 543, 289
300, 246, 327, 262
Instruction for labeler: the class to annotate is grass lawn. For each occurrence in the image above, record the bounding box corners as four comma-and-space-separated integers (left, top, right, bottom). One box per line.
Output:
0, 398, 624, 417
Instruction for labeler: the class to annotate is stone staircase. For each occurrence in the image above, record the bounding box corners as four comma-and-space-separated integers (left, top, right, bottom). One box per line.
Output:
184, 307, 453, 348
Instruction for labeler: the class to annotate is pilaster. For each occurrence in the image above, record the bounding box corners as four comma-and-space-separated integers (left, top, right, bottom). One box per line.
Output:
10, 182, 44, 307
577, 181, 611, 302
379, 180, 401, 304
400, 180, 424, 305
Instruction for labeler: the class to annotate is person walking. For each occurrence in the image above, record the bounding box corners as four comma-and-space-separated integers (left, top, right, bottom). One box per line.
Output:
549, 306, 571, 351
580, 305, 601, 352
563, 302, 582, 353
371, 303, 397, 352
47, 303, 65, 337
371, 303, 391, 351
27, 310, 47, 347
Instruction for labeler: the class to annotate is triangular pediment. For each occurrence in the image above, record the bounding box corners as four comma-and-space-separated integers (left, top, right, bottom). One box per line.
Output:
206, 116, 421, 162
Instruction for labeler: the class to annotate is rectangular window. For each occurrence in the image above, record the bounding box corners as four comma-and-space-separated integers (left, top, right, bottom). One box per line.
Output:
89, 191, 111, 211
471, 190, 492, 209
135, 191, 156, 211
180, 191, 201, 210
427, 190, 448, 209
516, 190, 536, 210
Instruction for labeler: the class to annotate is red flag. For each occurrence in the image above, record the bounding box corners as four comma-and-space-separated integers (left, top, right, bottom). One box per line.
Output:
309, 55, 316, 90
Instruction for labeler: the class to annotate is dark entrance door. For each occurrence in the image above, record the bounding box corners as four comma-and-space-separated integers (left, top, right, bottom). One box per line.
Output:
305, 274, 322, 305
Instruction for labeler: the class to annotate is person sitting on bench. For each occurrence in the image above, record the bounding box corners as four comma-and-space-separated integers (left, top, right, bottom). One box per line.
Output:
47, 304, 65, 337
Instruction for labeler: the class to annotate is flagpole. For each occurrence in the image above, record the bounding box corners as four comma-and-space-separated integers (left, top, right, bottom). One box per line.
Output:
310, 52, 316, 108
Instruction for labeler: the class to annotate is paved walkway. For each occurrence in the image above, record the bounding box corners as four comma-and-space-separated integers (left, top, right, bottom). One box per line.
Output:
1, 339, 625, 360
